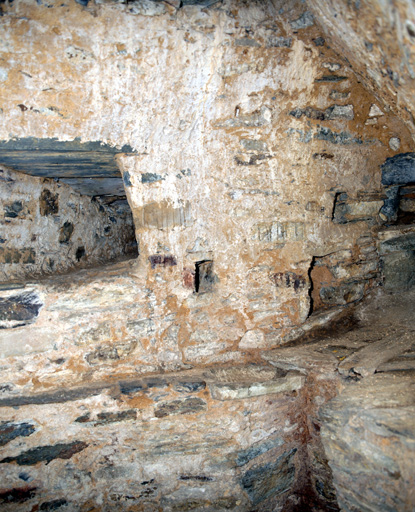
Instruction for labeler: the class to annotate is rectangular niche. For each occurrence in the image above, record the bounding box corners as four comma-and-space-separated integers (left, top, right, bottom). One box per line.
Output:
195, 260, 214, 293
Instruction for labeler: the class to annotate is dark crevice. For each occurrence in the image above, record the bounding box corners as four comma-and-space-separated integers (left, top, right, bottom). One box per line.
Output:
307, 257, 316, 318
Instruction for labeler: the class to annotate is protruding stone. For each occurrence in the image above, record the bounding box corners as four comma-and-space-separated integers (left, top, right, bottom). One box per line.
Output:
290, 11, 314, 30
154, 397, 207, 418
368, 104, 384, 117
389, 136, 401, 151
0, 441, 88, 466
0, 422, 36, 447
0, 292, 42, 329
209, 373, 304, 400
381, 152, 415, 186
239, 329, 266, 349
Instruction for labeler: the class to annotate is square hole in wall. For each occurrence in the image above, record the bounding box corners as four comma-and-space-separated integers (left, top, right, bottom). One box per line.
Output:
195, 260, 214, 293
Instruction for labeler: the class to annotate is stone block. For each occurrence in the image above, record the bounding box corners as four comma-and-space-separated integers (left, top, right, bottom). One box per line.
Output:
0, 421, 36, 447
154, 397, 207, 418
141, 172, 164, 183
267, 36, 292, 48
39, 189, 59, 216
0, 441, 88, 466
378, 228, 415, 290
239, 329, 266, 349
172, 381, 206, 393
59, 221, 74, 244
183, 342, 226, 361
235, 38, 260, 47
330, 90, 350, 100
94, 410, 137, 425
0, 487, 37, 505
85, 340, 137, 365
0, 384, 111, 408
290, 104, 354, 121
4, 200, 24, 218
319, 282, 364, 306
290, 11, 314, 29
325, 104, 354, 120
148, 254, 177, 269
0, 247, 36, 265
389, 137, 401, 151
315, 127, 362, 144
39, 498, 68, 511
381, 152, 415, 186
273, 272, 306, 292
209, 373, 304, 400
235, 435, 285, 467
125, 0, 166, 16
381, 251, 415, 291
332, 193, 382, 223
216, 107, 271, 128
312, 36, 325, 46
0, 291, 42, 329
239, 139, 268, 152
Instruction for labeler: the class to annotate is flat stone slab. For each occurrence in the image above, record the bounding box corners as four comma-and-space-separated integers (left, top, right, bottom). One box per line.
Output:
209, 373, 304, 400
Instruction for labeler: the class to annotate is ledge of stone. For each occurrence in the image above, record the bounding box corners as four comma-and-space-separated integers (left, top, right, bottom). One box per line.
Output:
0, 365, 303, 409
209, 373, 304, 400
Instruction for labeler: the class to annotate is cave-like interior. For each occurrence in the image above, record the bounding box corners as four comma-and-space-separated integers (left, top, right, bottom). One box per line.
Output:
0, 1, 414, 511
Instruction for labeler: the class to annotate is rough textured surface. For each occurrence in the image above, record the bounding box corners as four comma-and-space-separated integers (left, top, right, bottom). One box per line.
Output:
320, 373, 415, 512
0, 0, 413, 343
0, 0, 414, 509
378, 224, 415, 291
264, 288, 415, 512
0, 360, 314, 511
0, 166, 136, 282
308, 0, 415, 137
0, 265, 413, 509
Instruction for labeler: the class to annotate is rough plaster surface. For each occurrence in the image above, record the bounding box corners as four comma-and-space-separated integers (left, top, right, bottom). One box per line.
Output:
0, 0, 415, 509
1, 0, 412, 351
0, 167, 136, 281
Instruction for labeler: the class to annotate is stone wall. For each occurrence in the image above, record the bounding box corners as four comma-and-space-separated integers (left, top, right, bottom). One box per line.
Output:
0, 364, 310, 512
0, 0, 415, 509
308, 0, 415, 138
0, 0, 413, 374
0, 166, 136, 282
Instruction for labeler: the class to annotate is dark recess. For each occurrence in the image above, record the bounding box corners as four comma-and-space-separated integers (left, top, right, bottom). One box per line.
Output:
195, 260, 215, 293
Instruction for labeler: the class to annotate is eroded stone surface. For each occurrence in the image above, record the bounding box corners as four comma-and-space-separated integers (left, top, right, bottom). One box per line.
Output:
320, 373, 415, 512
